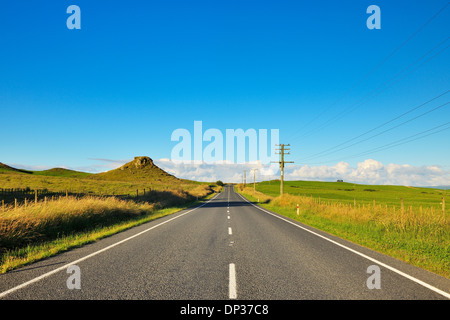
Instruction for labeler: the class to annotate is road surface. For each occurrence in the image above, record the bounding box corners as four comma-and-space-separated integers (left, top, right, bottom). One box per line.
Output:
1, 184, 449, 301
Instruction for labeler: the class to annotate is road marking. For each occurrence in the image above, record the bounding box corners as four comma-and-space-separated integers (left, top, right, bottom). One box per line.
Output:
236, 192, 450, 300
0, 193, 220, 299
228, 227, 232, 235
229, 263, 237, 299
227, 216, 230, 220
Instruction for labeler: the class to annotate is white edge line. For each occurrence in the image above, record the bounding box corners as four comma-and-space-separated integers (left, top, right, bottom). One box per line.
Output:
229, 263, 237, 299
236, 192, 450, 300
0, 193, 220, 299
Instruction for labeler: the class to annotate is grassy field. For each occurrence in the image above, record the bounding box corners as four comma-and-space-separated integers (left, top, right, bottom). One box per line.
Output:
0, 193, 217, 273
237, 180, 449, 279
0, 157, 220, 272
0, 170, 210, 202
257, 180, 447, 210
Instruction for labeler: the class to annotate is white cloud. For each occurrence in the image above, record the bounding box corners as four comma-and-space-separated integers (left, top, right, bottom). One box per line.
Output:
154, 159, 280, 183
155, 158, 450, 187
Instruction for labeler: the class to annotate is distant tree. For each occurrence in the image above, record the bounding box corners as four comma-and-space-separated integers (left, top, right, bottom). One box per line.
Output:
216, 180, 224, 186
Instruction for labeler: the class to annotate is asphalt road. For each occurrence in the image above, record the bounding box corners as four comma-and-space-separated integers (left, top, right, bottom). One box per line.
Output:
1, 184, 449, 300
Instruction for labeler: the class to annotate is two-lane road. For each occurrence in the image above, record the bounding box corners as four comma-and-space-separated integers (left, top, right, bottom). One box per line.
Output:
1, 185, 449, 300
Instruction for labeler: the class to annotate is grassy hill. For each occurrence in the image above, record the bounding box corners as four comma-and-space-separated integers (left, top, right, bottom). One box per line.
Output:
91, 156, 179, 182
0, 157, 206, 197
32, 168, 93, 178
0, 163, 33, 174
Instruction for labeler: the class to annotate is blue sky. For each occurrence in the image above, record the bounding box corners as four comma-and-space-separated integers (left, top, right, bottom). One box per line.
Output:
1, 1, 449, 184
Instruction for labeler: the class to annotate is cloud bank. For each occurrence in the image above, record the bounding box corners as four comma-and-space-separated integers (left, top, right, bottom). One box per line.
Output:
155, 158, 450, 187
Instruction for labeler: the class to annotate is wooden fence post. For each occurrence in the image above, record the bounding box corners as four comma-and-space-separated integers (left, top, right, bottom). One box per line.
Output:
442, 197, 446, 220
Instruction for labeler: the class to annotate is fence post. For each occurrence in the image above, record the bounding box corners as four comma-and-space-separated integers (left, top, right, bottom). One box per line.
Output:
35, 189, 38, 204
401, 198, 404, 214
442, 197, 446, 220
15, 198, 17, 209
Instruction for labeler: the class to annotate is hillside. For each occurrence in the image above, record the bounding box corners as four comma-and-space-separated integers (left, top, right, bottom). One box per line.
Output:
91, 156, 179, 183
0, 162, 33, 174
0, 157, 178, 182
0, 157, 205, 197
0, 163, 90, 178
32, 168, 93, 178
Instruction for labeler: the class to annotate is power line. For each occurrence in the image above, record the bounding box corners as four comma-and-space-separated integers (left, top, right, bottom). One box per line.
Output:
287, 2, 449, 141
296, 90, 449, 161
290, 37, 449, 143
307, 122, 450, 165
342, 122, 450, 161
296, 96, 449, 162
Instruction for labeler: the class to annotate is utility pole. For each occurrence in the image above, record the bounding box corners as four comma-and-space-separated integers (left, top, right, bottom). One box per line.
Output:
271, 144, 294, 196
243, 170, 247, 187
250, 168, 258, 194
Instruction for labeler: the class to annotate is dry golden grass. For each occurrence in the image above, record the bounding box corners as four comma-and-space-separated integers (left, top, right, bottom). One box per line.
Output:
0, 196, 154, 252
0, 183, 217, 254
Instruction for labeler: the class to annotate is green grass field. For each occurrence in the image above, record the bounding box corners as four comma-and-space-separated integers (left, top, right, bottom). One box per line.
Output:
237, 180, 449, 279
0, 171, 207, 198
257, 180, 447, 210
